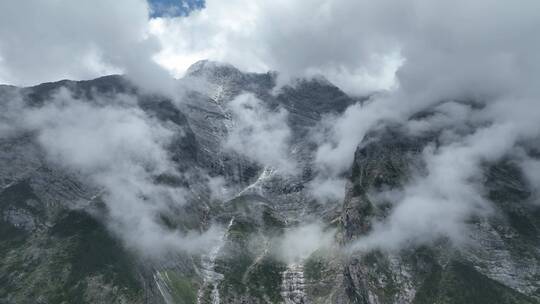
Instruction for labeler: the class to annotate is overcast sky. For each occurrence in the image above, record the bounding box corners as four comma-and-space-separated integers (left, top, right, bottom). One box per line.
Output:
3, 0, 538, 98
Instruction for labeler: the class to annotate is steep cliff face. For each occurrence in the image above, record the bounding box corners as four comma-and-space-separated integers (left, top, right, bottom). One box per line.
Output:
341, 120, 540, 303
0, 76, 204, 304
174, 61, 354, 304
0, 137, 145, 303
0, 62, 354, 303
176, 60, 354, 222
1, 63, 539, 304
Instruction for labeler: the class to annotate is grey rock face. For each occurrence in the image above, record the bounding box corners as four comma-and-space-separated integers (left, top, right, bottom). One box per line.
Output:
281, 263, 308, 304
341, 121, 540, 303
0, 62, 356, 303
1, 62, 539, 304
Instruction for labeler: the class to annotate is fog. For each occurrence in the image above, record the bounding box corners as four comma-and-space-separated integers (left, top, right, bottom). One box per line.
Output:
275, 222, 336, 264
1, 88, 221, 256
224, 93, 296, 175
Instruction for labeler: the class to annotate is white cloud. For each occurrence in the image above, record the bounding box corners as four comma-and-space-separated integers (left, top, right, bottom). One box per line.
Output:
350, 115, 538, 252
276, 222, 335, 264
23, 89, 171, 175
517, 155, 540, 205
405, 101, 475, 136
303, 0, 540, 214
11, 88, 221, 256
0, 0, 173, 92
149, 0, 404, 96
224, 93, 297, 175
307, 176, 347, 203
313, 97, 403, 177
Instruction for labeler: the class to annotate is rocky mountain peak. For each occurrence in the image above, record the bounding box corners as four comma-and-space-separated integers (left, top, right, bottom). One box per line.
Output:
186, 60, 244, 81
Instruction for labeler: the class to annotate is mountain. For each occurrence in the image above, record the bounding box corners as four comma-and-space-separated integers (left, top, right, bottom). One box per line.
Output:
342, 125, 540, 304
0, 61, 538, 304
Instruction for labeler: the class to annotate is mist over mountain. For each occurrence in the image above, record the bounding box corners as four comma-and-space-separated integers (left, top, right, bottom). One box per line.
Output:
1, 1, 540, 304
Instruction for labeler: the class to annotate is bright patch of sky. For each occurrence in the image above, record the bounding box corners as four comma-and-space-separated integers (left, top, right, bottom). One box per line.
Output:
148, 0, 204, 18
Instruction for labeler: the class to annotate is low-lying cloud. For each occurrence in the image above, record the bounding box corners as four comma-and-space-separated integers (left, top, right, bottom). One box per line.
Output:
2, 88, 221, 256
0, 0, 173, 93
350, 120, 532, 252
1, 0, 540, 256
224, 93, 297, 175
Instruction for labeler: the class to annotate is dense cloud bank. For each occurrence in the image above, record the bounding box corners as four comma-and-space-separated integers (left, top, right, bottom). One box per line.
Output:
0, 0, 172, 92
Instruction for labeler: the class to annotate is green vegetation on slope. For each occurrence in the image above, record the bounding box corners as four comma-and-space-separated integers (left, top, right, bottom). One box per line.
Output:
414, 261, 537, 304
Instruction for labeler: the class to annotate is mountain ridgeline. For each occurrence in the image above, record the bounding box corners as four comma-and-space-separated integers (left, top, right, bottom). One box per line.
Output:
0, 61, 538, 304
